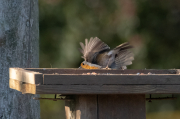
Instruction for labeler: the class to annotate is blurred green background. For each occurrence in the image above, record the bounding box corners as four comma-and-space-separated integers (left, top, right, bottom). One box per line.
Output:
39, 0, 180, 118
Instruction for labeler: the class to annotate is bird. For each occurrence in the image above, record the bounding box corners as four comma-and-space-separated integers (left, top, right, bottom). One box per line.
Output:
79, 37, 134, 69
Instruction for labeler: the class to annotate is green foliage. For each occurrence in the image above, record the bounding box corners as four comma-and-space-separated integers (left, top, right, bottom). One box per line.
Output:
40, 95, 65, 119
136, 0, 180, 68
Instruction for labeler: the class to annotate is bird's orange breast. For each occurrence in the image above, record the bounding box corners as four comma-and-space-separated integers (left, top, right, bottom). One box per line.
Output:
81, 63, 100, 69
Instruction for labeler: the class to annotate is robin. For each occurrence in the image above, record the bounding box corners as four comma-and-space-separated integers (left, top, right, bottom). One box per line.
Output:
79, 37, 134, 69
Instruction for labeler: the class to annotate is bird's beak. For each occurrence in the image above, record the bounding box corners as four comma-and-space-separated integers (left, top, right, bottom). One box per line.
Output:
79, 66, 82, 69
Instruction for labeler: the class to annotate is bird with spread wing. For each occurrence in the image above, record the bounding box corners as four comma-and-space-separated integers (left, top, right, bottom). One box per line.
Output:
79, 37, 134, 69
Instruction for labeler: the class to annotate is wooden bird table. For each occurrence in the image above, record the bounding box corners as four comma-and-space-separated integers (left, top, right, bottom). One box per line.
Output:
9, 68, 180, 119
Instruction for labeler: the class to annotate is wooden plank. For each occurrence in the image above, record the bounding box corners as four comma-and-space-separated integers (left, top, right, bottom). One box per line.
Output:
25, 68, 178, 74
9, 78, 36, 94
36, 85, 180, 94
65, 95, 97, 119
44, 74, 180, 85
98, 95, 146, 119
9, 68, 43, 84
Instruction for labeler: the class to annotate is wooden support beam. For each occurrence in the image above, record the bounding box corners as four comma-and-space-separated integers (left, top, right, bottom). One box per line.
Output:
25, 68, 178, 74
65, 95, 97, 119
9, 68, 43, 84
10, 78, 180, 94
65, 95, 146, 119
9, 78, 36, 94
36, 85, 180, 94
43, 74, 180, 85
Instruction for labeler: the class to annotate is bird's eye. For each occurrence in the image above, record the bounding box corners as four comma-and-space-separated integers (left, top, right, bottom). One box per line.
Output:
82, 63, 84, 65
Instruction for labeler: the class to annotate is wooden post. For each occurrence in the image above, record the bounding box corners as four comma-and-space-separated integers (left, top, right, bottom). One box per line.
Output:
0, 0, 40, 118
65, 95, 146, 119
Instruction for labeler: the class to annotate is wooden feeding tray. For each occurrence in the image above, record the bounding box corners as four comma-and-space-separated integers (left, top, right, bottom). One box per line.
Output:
9, 68, 180, 119
9, 68, 180, 94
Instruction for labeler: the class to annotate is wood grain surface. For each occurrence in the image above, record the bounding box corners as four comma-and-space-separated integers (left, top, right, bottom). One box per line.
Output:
65, 95, 145, 119
43, 74, 180, 85
25, 68, 178, 74
9, 68, 43, 84
65, 95, 98, 119
36, 85, 180, 94
98, 95, 146, 119
9, 78, 36, 94
1, 0, 40, 118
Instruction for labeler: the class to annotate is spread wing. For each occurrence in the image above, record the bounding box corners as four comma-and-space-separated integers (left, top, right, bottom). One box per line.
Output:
79, 37, 110, 62
106, 42, 134, 69
115, 49, 134, 69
